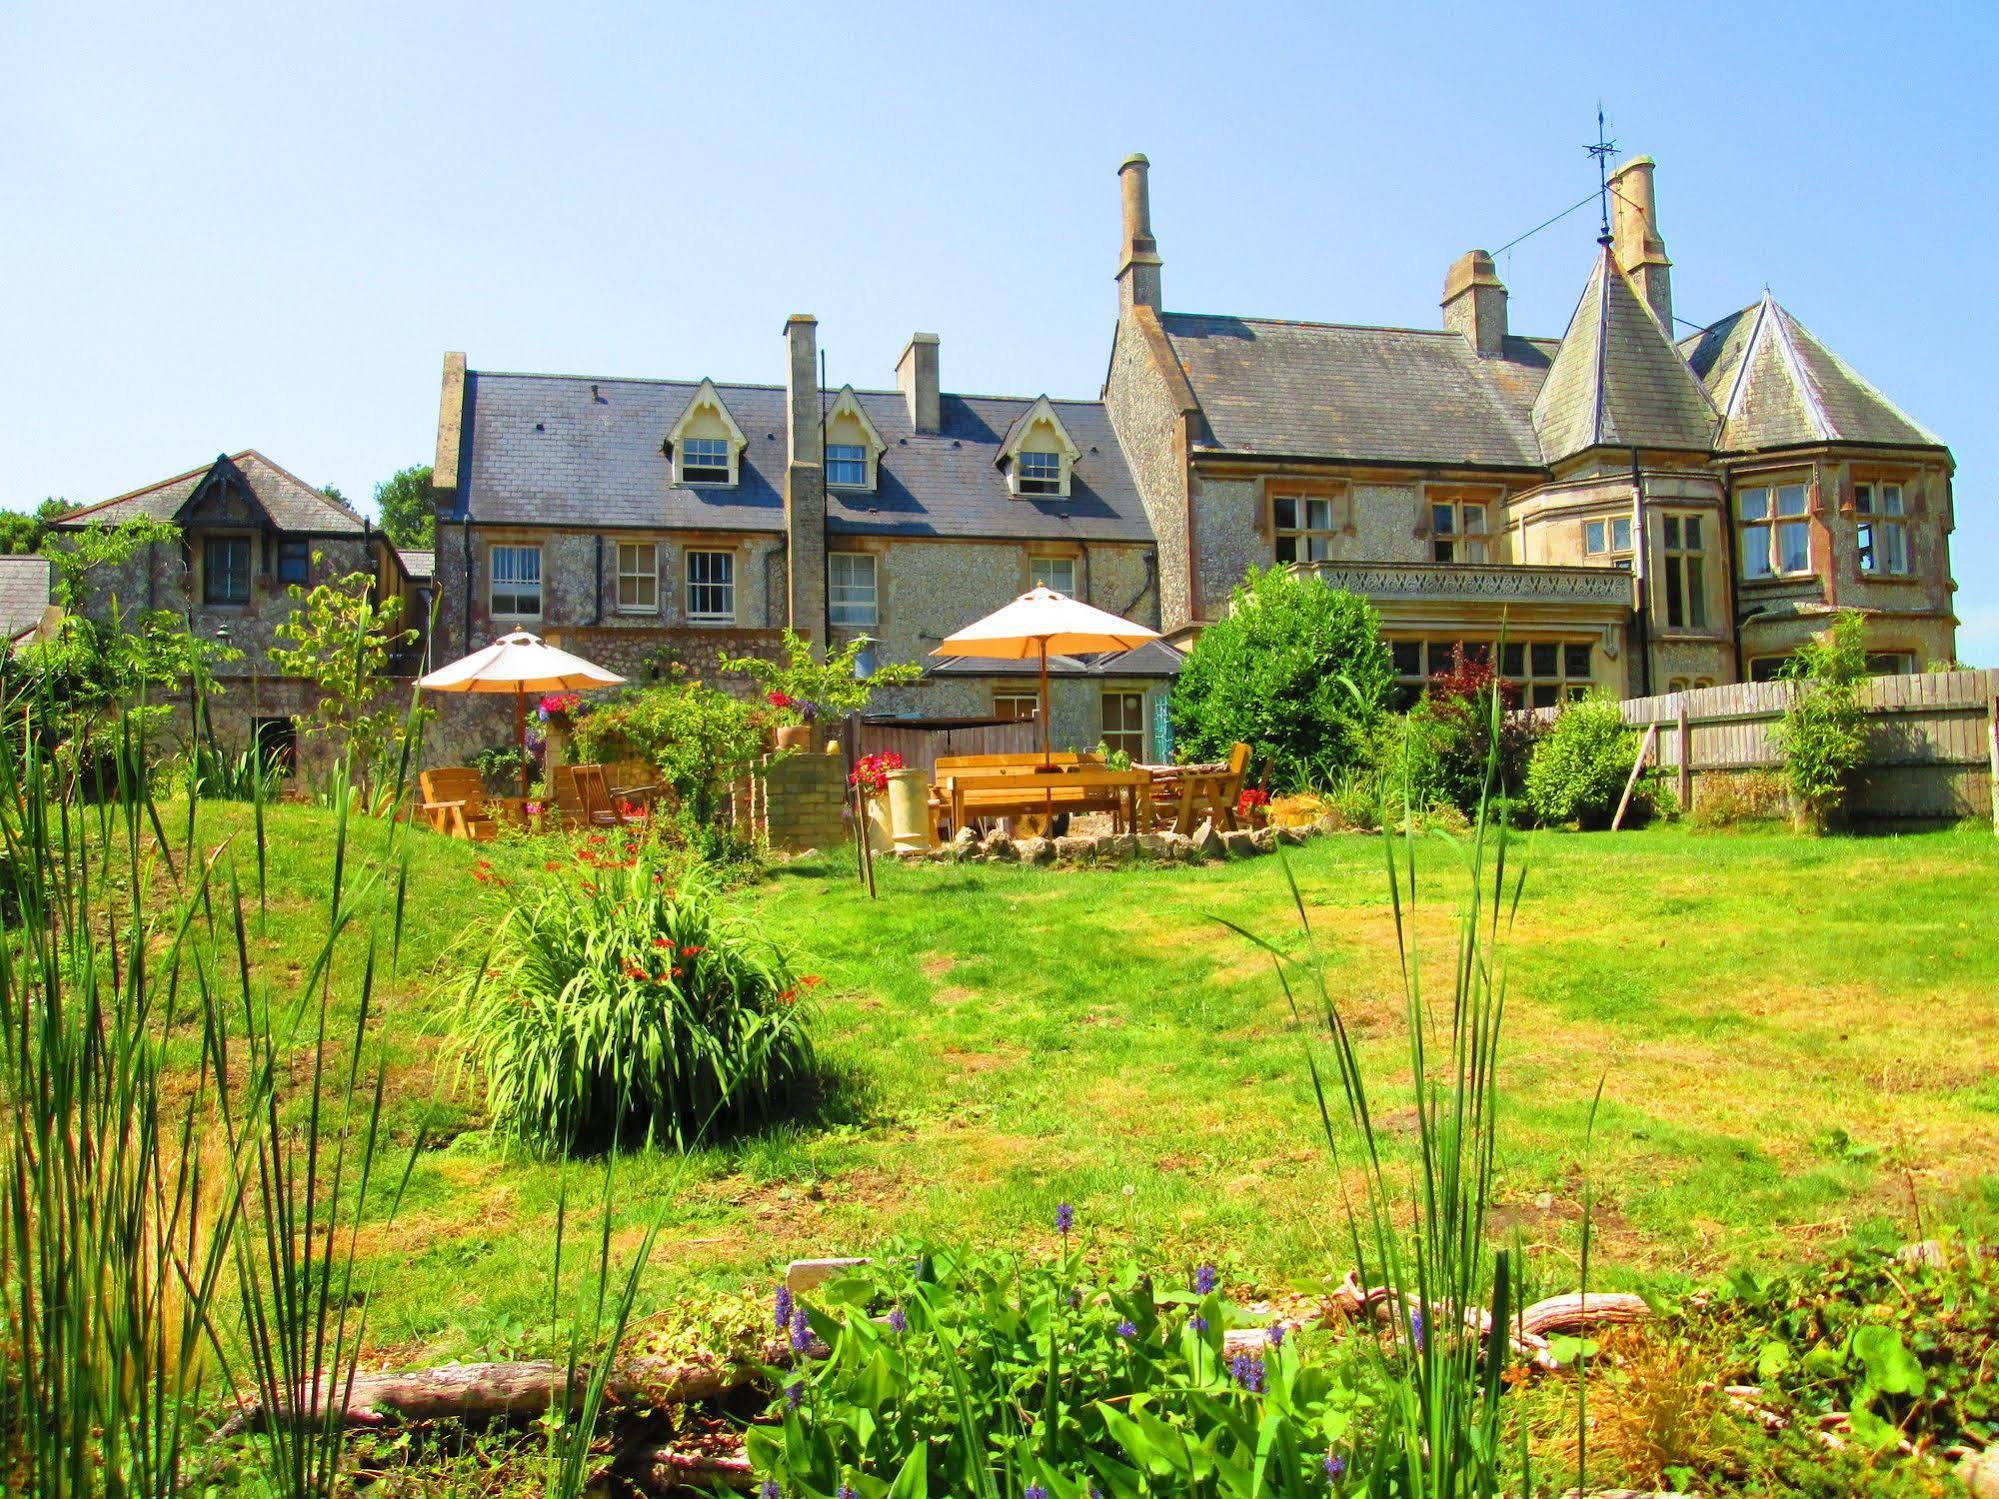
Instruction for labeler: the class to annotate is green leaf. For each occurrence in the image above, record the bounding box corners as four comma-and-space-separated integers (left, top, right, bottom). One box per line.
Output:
1849, 1325, 1923, 1396
1756, 1339, 1793, 1380
884, 1443, 929, 1498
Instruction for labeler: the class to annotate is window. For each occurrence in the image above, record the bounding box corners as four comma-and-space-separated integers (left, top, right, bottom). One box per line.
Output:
1273, 494, 1338, 563
203, 536, 252, 604
277, 538, 310, 585
1431, 502, 1487, 563
616, 542, 658, 613
1499, 639, 1596, 708
1101, 691, 1146, 761
993, 692, 1038, 722
1661, 514, 1708, 629
685, 549, 734, 622
826, 443, 869, 489
1584, 515, 1634, 556
1016, 451, 1062, 496
679, 437, 732, 484
489, 544, 542, 618
1748, 655, 1791, 683
1030, 555, 1076, 595
828, 552, 877, 627
1738, 482, 1810, 578
1855, 483, 1909, 576
1865, 651, 1917, 676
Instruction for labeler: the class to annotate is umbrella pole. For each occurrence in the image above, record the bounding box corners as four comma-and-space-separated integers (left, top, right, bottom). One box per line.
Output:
516, 690, 529, 799
1038, 640, 1051, 767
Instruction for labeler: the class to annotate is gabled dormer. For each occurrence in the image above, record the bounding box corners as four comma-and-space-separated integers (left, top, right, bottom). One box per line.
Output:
997, 396, 1083, 499
665, 379, 748, 487
823, 385, 888, 492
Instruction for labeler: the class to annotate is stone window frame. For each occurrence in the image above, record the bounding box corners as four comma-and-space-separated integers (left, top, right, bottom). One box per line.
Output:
1666, 676, 1716, 692
1853, 481, 1911, 578
684, 548, 736, 624
1735, 475, 1813, 581
1429, 500, 1490, 564
1028, 553, 1077, 595
1270, 487, 1345, 564
827, 551, 878, 628
202, 532, 255, 607
1658, 511, 1709, 631
488, 542, 543, 621
1584, 515, 1635, 558
616, 540, 659, 614
1386, 636, 1592, 710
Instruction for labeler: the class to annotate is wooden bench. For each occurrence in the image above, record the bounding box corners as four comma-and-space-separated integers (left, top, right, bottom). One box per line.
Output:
418, 767, 499, 841
1148, 742, 1253, 835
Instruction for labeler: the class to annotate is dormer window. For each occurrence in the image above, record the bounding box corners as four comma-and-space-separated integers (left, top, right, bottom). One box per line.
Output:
822, 388, 887, 492
827, 444, 868, 488
1017, 452, 1062, 495
998, 396, 1083, 500
666, 379, 748, 488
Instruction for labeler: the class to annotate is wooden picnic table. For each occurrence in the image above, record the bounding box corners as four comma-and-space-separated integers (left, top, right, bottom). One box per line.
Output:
941, 766, 1154, 836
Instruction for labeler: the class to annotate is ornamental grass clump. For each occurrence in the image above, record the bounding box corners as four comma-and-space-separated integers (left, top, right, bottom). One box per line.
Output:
455, 845, 817, 1154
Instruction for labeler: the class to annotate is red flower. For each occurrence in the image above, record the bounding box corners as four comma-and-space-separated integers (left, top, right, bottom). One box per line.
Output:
768, 690, 796, 709
653, 936, 672, 948
680, 944, 704, 957
670, 966, 683, 979
580, 881, 597, 895
849, 750, 905, 797
1236, 787, 1271, 814
801, 974, 825, 988
623, 962, 646, 980
545, 861, 563, 872
779, 988, 798, 1005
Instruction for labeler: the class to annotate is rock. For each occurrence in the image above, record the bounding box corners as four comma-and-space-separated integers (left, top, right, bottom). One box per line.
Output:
1251, 826, 1280, 853
1016, 835, 1054, 865
947, 837, 980, 862
1137, 832, 1177, 861
1098, 834, 1138, 862
1274, 823, 1308, 846
1959, 1447, 1999, 1499
786, 1257, 871, 1292
951, 825, 979, 847
1188, 819, 1224, 860
1219, 829, 1259, 857
984, 834, 1018, 862
1052, 835, 1095, 864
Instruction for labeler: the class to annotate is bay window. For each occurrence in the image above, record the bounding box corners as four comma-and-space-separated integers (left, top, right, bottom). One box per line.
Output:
1855, 483, 1909, 576
1738, 482, 1810, 578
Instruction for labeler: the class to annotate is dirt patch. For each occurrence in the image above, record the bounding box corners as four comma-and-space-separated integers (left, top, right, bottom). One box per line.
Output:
932, 986, 976, 1007
938, 1047, 1019, 1076
918, 952, 957, 979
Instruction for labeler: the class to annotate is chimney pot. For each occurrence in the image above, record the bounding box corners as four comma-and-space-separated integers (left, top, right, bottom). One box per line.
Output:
1116, 153, 1163, 315
897, 332, 940, 434
1441, 250, 1508, 357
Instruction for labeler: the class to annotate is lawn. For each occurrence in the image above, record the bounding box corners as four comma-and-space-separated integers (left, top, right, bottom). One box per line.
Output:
180, 802, 1999, 1365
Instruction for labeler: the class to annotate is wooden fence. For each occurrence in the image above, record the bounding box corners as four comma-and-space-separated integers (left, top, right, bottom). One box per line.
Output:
1527, 670, 1999, 826
851, 716, 1041, 782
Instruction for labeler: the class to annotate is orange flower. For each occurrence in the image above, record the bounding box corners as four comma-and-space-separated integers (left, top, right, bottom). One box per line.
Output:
670, 966, 683, 979
801, 974, 825, 988
545, 860, 563, 872
580, 881, 597, 895
779, 987, 798, 1004
653, 936, 672, 948
680, 944, 704, 957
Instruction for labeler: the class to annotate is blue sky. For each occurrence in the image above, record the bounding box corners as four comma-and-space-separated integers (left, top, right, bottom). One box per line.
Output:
5, 0, 1994, 660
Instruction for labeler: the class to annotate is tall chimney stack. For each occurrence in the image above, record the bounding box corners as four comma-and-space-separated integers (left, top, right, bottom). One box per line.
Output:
1441, 250, 1508, 357
896, 333, 940, 434
1607, 155, 1673, 331
1115, 153, 1163, 315
782, 314, 826, 644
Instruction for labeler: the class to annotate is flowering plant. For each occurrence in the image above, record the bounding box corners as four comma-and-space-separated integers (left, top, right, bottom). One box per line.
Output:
849, 750, 904, 798
1236, 786, 1271, 816
766, 689, 820, 723
536, 691, 582, 723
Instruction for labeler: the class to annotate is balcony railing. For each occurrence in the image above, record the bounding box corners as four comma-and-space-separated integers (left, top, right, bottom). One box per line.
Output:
1293, 560, 1632, 607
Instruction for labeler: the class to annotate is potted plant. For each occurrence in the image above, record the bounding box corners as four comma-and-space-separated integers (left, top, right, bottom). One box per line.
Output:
767, 690, 819, 752
850, 750, 904, 853
1236, 786, 1272, 830
723, 630, 924, 753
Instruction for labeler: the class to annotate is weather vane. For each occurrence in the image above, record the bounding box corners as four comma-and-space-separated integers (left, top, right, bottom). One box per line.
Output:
1587, 105, 1618, 246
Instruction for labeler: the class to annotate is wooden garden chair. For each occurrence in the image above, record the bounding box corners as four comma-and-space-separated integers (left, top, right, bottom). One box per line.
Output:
567, 764, 652, 828
1164, 741, 1253, 835
418, 767, 499, 842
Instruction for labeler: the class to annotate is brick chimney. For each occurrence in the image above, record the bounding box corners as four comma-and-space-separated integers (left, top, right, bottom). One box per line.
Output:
1608, 155, 1673, 331
1115, 153, 1163, 315
896, 332, 940, 434
1441, 250, 1508, 357
783, 314, 826, 644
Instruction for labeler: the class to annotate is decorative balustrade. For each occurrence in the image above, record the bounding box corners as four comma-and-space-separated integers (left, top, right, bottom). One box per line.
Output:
1294, 560, 1632, 606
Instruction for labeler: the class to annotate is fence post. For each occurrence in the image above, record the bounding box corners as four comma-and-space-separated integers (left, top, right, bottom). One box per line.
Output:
1988, 694, 1997, 835
1677, 698, 1692, 814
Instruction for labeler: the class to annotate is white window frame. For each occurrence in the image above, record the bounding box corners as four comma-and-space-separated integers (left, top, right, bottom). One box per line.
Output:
489, 543, 542, 619
1016, 450, 1063, 496
1660, 513, 1708, 630
825, 443, 870, 490
1738, 482, 1811, 579
1855, 482, 1910, 577
685, 548, 735, 623
678, 436, 734, 486
1584, 515, 1635, 557
1273, 493, 1339, 564
827, 551, 877, 628
1431, 501, 1487, 563
616, 541, 658, 614
1029, 555, 1077, 595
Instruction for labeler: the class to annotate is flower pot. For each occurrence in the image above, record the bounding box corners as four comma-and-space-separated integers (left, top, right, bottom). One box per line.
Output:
884, 766, 933, 852
775, 723, 813, 752
863, 790, 896, 854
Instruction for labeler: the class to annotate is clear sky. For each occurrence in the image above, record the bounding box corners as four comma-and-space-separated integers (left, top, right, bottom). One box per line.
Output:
5, 0, 1994, 660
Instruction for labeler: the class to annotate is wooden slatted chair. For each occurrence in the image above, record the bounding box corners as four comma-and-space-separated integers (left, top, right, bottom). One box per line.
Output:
1164, 741, 1253, 835
568, 763, 651, 828
418, 767, 499, 842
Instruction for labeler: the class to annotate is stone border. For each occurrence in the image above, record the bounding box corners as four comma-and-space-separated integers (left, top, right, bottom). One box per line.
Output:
901, 816, 1367, 867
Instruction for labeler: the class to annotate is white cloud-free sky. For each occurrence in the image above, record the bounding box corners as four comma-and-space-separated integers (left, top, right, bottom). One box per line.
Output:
4, 0, 1993, 660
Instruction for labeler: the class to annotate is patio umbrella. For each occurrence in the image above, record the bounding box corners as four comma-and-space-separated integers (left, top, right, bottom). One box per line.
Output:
418, 629, 625, 796
932, 587, 1161, 764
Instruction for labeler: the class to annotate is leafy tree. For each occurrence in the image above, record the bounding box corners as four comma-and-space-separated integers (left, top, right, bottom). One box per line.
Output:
1400, 646, 1540, 817
268, 563, 426, 804
321, 484, 349, 508
720, 629, 922, 718
1772, 610, 1870, 832
0, 497, 77, 554
569, 671, 772, 825
1524, 692, 1642, 827
1169, 566, 1393, 791
372, 464, 435, 550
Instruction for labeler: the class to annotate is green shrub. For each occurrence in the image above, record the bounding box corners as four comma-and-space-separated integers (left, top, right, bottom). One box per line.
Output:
1525, 692, 1641, 828
454, 846, 816, 1154
1169, 567, 1392, 791
1772, 611, 1868, 832
1402, 647, 1541, 817
1691, 770, 1788, 828
754, 1237, 1372, 1496
570, 672, 771, 825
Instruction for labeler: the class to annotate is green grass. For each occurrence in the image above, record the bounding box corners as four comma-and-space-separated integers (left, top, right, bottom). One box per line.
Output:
162, 802, 1999, 1361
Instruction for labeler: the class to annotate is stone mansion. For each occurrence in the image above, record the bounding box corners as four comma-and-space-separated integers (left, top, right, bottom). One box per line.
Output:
59, 150, 1959, 765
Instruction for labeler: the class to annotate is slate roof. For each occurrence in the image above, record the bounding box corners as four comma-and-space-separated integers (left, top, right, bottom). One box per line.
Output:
1157, 313, 1558, 468
446, 372, 1152, 543
397, 548, 436, 580
0, 557, 52, 641
60, 451, 368, 534
1678, 295, 1945, 453
1531, 249, 1717, 463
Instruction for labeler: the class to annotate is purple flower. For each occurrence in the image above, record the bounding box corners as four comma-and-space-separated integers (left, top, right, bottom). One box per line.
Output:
1229, 1350, 1266, 1392
888, 1304, 908, 1334
1055, 1201, 1074, 1235
1025, 1487, 1049, 1499
836, 1487, 858, 1499
1409, 1309, 1426, 1351
1116, 1318, 1138, 1338
784, 1379, 804, 1410
760, 1483, 781, 1499
1195, 1263, 1218, 1295
790, 1303, 811, 1353
1189, 1313, 1209, 1335
773, 1282, 793, 1332
1324, 1450, 1346, 1481
1266, 1320, 1287, 1347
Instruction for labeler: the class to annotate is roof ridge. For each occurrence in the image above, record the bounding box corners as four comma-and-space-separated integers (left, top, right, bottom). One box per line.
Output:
61, 453, 225, 522
1775, 301, 1945, 448
471, 367, 1104, 410
1764, 297, 1837, 441
1591, 252, 1612, 448
1165, 309, 1562, 344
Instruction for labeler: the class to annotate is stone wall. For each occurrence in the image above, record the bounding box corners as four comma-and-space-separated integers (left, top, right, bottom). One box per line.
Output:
756, 750, 847, 853
1103, 312, 1194, 631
